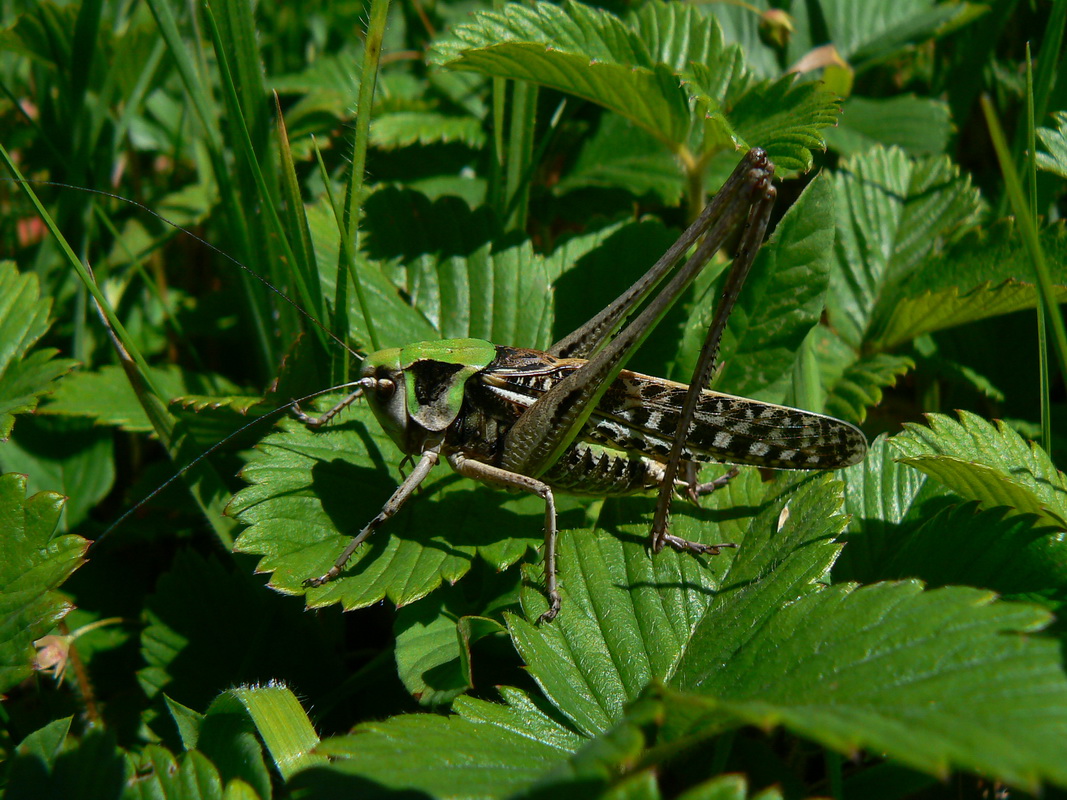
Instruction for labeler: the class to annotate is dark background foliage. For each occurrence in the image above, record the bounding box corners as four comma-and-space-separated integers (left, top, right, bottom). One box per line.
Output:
2, 0, 1067, 797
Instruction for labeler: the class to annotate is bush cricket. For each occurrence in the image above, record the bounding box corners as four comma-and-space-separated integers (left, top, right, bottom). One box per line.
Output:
296, 148, 867, 621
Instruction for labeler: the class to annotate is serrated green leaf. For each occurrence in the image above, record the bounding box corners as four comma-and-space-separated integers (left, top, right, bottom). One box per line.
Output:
371, 111, 487, 150
828, 95, 952, 157
555, 115, 685, 204
518, 699, 663, 798
866, 502, 1067, 610
834, 434, 944, 581
0, 262, 76, 440
360, 187, 572, 349
944, 358, 1007, 402
660, 581, 1067, 793
430, 1, 694, 149
5, 724, 128, 800
510, 472, 843, 737
626, 0, 736, 74
891, 411, 1067, 529
0, 416, 114, 531
836, 436, 1067, 604
823, 352, 912, 424
726, 76, 840, 174
0, 473, 87, 694
271, 50, 360, 99
304, 690, 583, 798
818, 0, 982, 67
868, 222, 1067, 349
431, 0, 835, 168
876, 274, 1067, 349
395, 590, 505, 707
230, 405, 546, 610
828, 146, 984, 349
137, 550, 345, 709
43, 364, 254, 432
671, 474, 847, 688
128, 746, 227, 800
173, 394, 269, 415
508, 488, 740, 736
1037, 110, 1067, 179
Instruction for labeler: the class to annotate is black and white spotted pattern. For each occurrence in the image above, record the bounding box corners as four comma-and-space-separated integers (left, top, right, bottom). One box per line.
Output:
468, 346, 866, 481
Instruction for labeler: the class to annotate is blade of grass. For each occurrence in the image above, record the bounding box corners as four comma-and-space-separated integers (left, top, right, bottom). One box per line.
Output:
502, 97, 567, 230
215, 685, 327, 781
312, 138, 359, 369
340, 0, 391, 354
143, 0, 273, 373
1025, 46, 1051, 451
214, 0, 268, 152
0, 145, 237, 549
504, 80, 537, 232
489, 74, 507, 219
274, 92, 323, 329
982, 95, 1067, 408
203, 2, 331, 356
995, 0, 1066, 218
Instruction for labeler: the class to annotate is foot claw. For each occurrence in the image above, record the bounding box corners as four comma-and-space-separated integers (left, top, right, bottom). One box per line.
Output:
538, 592, 561, 624
658, 533, 738, 556
303, 566, 341, 588
292, 401, 328, 428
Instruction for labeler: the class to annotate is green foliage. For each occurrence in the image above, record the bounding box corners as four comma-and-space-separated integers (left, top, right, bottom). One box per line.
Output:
1037, 110, 1067, 179
0, 262, 76, 439
431, 0, 839, 181
3, 0, 1067, 798
0, 474, 87, 693
827, 95, 952, 157
892, 411, 1067, 529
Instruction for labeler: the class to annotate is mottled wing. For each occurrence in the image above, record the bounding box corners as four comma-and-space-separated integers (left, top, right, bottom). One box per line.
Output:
587, 370, 867, 469
476, 347, 866, 470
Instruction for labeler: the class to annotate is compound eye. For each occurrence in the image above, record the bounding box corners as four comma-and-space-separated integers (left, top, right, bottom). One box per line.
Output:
374, 375, 396, 399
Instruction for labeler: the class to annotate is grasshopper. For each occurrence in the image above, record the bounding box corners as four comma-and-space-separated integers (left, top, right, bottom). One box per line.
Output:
298, 148, 867, 621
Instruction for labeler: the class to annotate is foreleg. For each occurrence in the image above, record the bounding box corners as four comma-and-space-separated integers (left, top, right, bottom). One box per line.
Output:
304, 443, 442, 587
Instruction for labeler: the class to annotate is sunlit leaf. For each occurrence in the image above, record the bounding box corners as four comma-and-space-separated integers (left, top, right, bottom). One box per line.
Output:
891, 411, 1067, 529
660, 580, 1067, 792
828, 146, 983, 349
0, 473, 85, 694
1036, 110, 1067, 179
0, 262, 76, 440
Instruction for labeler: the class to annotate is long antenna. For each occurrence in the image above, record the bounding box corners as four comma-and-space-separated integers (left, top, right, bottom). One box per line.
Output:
5, 178, 361, 360
93, 380, 365, 550
6, 177, 368, 547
